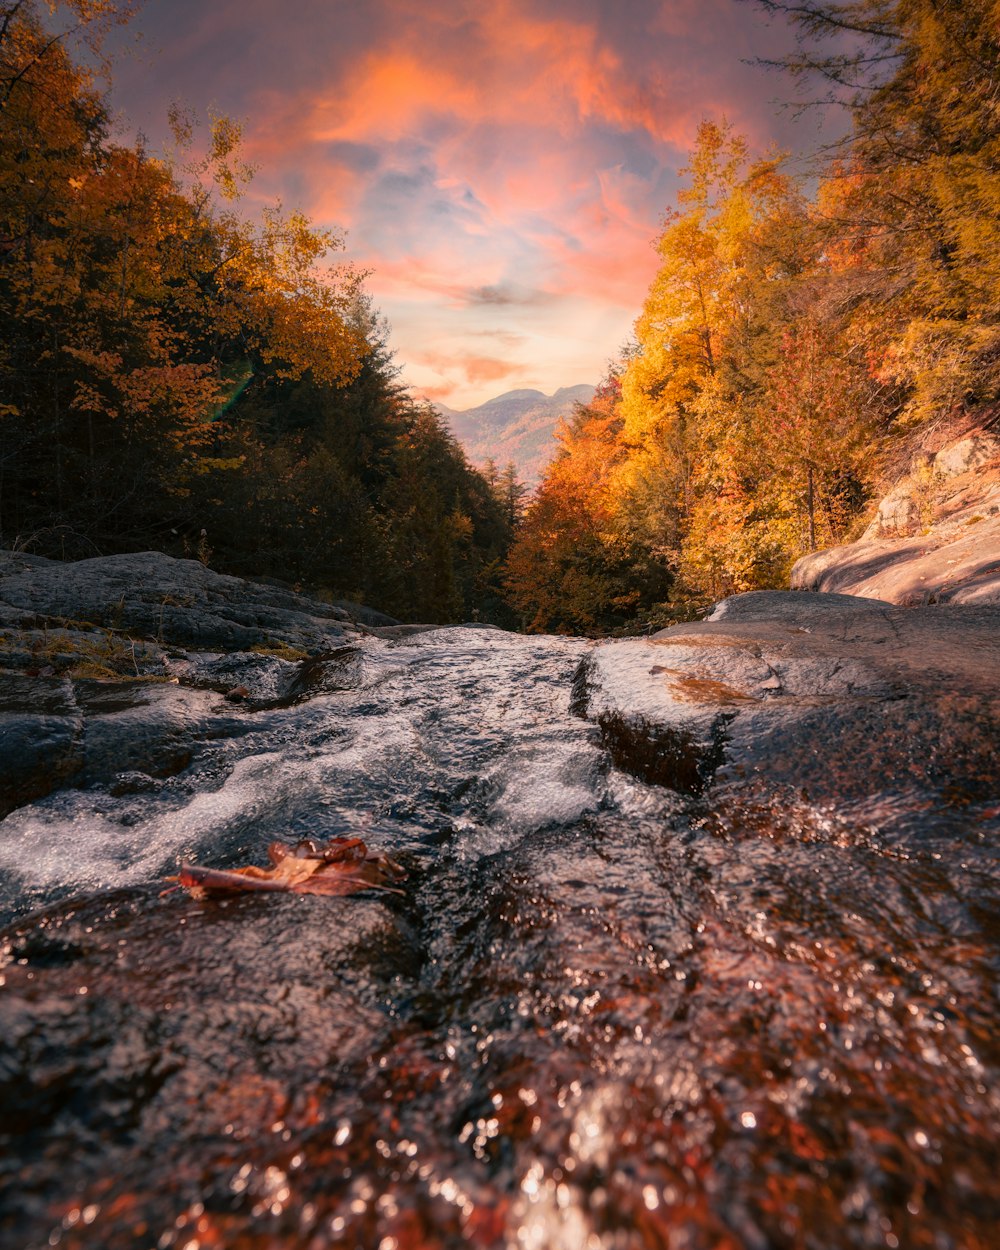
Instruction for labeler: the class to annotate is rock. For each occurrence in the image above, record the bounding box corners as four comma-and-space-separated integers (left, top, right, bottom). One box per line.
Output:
0, 550, 357, 651
331, 599, 400, 627
867, 480, 922, 537
575, 590, 1000, 803
166, 651, 303, 702
933, 431, 1000, 479
792, 423, 1000, 604
704, 587, 891, 624
0, 671, 258, 818
75, 680, 251, 787
791, 508, 1000, 604
0, 674, 83, 813
0, 887, 411, 1239
0, 550, 393, 816
1, 587, 998, 1250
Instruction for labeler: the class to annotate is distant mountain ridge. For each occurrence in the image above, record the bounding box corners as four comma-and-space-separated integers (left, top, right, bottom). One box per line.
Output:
434, 384, 596, 487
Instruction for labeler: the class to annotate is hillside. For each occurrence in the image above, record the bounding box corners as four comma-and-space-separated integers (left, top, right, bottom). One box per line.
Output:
435, 385, 595, 486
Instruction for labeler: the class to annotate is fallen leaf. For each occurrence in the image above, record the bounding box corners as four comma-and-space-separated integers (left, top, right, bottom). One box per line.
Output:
175, 837, 406, 898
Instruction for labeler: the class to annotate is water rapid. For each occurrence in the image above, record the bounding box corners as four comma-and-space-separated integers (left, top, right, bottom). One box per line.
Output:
1, 626, 998, 1249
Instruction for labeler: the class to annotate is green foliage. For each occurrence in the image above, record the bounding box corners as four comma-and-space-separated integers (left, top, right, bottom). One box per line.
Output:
191, 337, 517, 623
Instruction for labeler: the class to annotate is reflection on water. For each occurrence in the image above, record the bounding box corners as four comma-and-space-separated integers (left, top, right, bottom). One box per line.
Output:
1, 628, 998, 1248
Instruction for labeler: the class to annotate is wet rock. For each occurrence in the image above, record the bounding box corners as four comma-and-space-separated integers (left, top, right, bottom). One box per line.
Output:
0, 886, 412, 1243
281, 645, 365, 699
576, 590, 1000, 803
364, 622, 444, 639
3, 799, 998, 1250
0, 553, 388, 817
165, 651, 303, 702
0, 672, 259, 818
0, 618, 997, 1250
75, 680, 251, 786
0, 674, 83, 814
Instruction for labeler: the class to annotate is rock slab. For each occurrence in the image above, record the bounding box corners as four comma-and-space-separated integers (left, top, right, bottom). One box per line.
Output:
575, 590, 1000, 804
791, 426, 1000, 604
0, 550, 374, 816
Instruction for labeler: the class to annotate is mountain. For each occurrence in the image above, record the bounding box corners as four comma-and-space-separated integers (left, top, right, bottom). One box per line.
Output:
434, 384, 596, 487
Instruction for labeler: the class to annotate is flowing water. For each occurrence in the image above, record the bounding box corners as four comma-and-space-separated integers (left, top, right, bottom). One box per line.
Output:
1, 627, 998, 1249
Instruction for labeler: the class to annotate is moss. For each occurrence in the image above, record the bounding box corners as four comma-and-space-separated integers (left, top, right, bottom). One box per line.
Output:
1, 624, 166, 678
66, 660, 126, 680
249, 641, 309, 661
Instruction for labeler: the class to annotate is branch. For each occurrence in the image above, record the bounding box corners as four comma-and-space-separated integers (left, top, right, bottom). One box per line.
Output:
0, 3, 27, 47
751, 0, 898, 42
1, 21, 89, 106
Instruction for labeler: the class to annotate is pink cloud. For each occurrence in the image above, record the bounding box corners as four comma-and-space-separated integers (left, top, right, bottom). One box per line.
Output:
112, 0, 820, 406
405, 347, 530, 404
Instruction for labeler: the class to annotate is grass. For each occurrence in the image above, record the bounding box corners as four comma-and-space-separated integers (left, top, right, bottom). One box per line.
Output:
0, 624, 170, 682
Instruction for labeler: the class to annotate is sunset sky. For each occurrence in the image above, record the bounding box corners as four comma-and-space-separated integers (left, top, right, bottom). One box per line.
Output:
107, 0, 822, 409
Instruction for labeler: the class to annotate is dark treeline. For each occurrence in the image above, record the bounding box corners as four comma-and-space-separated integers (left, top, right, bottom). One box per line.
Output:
506, 0, 1000, 634
0, 1, 518, 624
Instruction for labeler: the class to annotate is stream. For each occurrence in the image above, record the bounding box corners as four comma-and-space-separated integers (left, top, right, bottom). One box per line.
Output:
1, 625, 998, 1249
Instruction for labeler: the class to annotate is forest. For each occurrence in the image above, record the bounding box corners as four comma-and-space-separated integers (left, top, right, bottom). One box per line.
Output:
2, 1, 998, 633
505, 0, 1000, 634
0, 0, 520, 624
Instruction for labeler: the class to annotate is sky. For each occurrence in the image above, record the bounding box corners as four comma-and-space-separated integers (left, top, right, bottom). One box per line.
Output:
102, 0, 824, 409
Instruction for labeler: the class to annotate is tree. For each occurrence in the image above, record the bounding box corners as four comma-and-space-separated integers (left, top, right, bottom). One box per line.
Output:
614, 121, 815, 598
505, 388, 670, 634
753, 0, 1000, 421
0, 1, 367, 553
767, 318, 872, 550
494, 461, 528, 529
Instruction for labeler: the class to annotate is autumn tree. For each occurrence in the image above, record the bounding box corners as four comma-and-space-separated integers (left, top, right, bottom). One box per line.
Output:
0, 2, 513, 625
613, 121, 817, 598
754, 0, 1000, 422
0, 0, 366, 553
509, 6, 1000, 633
505, 382, 671, 634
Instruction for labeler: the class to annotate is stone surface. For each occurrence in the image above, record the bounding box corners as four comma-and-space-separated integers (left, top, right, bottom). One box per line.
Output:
1, 583, 998, 1250
0, 675, 83, 814
575, 590, 1000, 803
0, 550, 391, 816
792, 424, 1000, 604
791, 506, 1000, 604
0, 550, 358, 651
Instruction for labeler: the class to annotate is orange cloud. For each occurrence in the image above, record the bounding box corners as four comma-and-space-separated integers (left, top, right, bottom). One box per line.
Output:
413, 348, 525, 386
232, 0, 758, 349
245, 0, 698, 172
462, 354, 523, 384
117, 0, 814, 407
